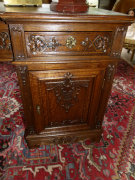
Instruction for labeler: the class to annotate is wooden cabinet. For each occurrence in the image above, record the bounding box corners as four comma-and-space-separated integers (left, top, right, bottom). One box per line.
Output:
0, 3, 133, 148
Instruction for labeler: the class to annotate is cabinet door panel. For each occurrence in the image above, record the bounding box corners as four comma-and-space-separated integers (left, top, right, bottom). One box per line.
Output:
29, 69, 105, 133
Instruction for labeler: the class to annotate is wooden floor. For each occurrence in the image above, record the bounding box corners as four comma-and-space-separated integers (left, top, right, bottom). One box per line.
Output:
121, 48, 135, 70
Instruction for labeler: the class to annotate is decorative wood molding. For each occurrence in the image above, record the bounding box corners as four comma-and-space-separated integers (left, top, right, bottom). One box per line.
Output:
17, 66, 27, 86
0, 32, 11, 50
46, 72, 89, 113
81, 35, 109, 53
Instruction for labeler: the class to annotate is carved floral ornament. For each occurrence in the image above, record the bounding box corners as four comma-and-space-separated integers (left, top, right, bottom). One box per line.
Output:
28, 35, 61, 54
0, 32, 11, 50
66, 36, 76, 49
46, 72, 90, 113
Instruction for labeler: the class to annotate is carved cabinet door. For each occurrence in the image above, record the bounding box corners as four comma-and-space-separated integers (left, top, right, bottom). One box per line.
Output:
29, 68, 106, 135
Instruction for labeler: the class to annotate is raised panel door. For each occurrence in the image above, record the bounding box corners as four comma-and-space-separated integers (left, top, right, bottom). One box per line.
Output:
29, 68, 105, 135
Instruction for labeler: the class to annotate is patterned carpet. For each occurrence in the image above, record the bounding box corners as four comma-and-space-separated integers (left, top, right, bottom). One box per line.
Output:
0, 61, 135, 180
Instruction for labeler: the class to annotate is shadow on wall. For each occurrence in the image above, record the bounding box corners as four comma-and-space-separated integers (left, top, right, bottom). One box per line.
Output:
98, 0, 116, 10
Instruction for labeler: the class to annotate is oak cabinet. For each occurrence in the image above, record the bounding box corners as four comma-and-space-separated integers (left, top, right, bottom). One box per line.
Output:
0, 3, 133, 148
16, 60, 116, 147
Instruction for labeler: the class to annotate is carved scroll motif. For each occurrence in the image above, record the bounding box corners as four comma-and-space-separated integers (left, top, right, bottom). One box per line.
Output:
46, 72, 89, 113
0, 32, 11, 50
28, 35, 61, 54
81, 35, 110, 53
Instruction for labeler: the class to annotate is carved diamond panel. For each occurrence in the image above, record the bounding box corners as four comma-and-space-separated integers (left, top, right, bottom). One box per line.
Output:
81, 35, 109, 53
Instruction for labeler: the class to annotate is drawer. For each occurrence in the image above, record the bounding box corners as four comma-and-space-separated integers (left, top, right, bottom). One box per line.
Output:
25, 31, 113, 57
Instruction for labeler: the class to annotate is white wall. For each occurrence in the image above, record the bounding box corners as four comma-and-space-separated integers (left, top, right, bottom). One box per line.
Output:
87, 0, 98, 8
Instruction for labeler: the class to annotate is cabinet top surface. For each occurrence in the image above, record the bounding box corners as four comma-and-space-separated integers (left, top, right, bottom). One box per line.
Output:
0, 2, 134, 22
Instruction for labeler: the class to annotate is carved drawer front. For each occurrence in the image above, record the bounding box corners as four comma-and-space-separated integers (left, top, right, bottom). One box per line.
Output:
25, 31, 113, 57
29, 68, 105, 134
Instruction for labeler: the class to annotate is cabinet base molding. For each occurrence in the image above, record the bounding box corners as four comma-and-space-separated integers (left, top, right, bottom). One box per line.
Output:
25, 129, 102, 148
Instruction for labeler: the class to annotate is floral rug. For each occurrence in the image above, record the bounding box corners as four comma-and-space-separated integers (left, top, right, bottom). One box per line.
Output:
0, 61, 135, 180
